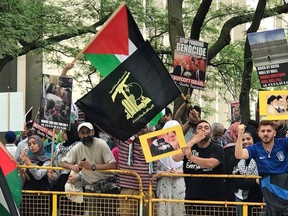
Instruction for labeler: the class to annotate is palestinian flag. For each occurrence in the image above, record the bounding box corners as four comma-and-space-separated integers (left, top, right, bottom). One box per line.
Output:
76, 41, 181, 141
0, 143, 21, 216
83, 2, 145, 77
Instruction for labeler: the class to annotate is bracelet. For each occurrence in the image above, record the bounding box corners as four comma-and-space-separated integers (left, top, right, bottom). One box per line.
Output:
188, 122, 197, 127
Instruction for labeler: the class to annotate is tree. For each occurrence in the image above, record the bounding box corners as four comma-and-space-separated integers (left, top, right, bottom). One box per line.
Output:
168, 0, 288, 121
1, 0, 288, 120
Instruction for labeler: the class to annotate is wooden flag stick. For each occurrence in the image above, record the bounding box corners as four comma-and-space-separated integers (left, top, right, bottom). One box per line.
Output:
50, 128, 56, 167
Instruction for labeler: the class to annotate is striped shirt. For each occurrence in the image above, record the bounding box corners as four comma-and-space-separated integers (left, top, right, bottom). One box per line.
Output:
118, 139, 156, 191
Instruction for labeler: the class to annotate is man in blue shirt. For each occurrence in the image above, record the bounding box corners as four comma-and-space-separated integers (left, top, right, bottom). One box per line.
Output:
235, 120, 288, 216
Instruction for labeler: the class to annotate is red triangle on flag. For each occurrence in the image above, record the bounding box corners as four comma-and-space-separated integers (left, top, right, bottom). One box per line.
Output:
84, 4, 129, 55
0, 143, 17, 176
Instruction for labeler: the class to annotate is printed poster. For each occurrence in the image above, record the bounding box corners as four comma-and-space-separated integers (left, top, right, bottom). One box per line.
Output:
248, 29, 288, 87
172, 36, 208, 90
40, 74, 73, 130
259, 90, 288, 120
231, 101, 240, 123
139, 125, 186, 163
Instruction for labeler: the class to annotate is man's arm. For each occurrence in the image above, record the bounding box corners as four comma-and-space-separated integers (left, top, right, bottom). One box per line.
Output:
174, 99, 188, 124
60, 161, 79, 173
182, 109, 200, 135
185, 155, 220, 169
93, 162, 116, 170
61, 63, 74, 76
78, 161, 117, 170
235, 124, 249, 159
172, 131, 206, 162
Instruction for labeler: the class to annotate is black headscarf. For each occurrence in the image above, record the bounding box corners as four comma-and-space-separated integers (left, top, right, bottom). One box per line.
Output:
245, 125, 260, 143
63, 123, 80, 146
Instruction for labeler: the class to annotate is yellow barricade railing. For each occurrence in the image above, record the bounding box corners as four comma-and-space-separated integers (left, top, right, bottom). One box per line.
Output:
20, 164, 283, 215
148, 173, 265, 216
18, 165, 144, 216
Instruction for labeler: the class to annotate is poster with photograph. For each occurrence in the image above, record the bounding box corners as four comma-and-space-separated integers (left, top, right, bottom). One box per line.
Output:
231, 101, 240, 123
248, 29, 288, 87
139, 125, 186, 162
172, 36, 208, 90
259, 90, 288, 120
40, 74, 73, 130
33, 108, 57, 140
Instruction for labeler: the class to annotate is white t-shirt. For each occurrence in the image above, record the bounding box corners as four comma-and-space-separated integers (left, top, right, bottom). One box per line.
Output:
62, 138, 116, 184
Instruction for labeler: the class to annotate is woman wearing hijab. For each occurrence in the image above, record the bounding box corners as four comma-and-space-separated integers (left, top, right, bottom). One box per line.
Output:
156, 120, 185, 216
20, 135, 50, 216
48, 124, 80, 191
20, 135, 50, 190
47, 124, 84, 215
233, 125, 263, 216
223, 121, 241, 201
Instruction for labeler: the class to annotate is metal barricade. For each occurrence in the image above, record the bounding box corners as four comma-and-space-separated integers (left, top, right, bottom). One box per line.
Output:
20, 165, 288, 216
148, 173, 265, 216
19, 165, 144, 216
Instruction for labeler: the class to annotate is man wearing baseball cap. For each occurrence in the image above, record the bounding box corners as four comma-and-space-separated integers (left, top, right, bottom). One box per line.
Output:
60, 122, 118, 214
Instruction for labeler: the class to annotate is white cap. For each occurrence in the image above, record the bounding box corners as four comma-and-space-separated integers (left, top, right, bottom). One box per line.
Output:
163, 120, 180, 129
77, 122, 93, 132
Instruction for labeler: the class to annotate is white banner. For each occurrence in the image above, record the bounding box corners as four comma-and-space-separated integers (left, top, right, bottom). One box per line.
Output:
0, 92, 24, 132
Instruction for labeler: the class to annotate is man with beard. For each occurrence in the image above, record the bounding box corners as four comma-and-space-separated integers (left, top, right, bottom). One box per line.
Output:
150, 137, 173, 156
273, 120, 287, 138
235, 120, 288, 216
173, 120, 225, 213
60, 122, 118, 215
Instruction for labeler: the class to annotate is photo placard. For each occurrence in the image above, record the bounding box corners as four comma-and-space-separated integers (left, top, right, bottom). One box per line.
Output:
259, 90, 288, 120
139, 125, 186, 162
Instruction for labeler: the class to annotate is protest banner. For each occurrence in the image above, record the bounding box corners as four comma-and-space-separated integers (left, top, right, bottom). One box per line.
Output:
231, 101, 240, 123
248, 28, 288, 87
172, 36, 208, 90
40, 74, 73, 130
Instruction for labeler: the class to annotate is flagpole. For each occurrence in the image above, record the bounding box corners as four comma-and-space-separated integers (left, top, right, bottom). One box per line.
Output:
8, 92, 10, 130
50, 128, 55, 167
0, 167, 20, 216
71, 2, 127, 66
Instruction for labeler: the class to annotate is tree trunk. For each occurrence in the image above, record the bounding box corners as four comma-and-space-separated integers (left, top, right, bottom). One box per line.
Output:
167, 0, 184, 57
190, 0, 213, 40
240, 0, 267, 124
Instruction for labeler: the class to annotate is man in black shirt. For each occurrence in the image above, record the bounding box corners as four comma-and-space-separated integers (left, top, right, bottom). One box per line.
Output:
173, 120, 225, 213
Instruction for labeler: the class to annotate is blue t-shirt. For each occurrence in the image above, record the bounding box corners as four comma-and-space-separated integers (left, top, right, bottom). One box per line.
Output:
247, 138, 288, 176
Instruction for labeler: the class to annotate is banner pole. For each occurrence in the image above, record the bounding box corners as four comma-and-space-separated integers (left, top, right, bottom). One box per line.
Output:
50, 128, 55, 167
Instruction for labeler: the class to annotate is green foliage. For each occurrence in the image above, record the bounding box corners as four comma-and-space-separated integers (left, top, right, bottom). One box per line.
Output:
1, 0, 287, 120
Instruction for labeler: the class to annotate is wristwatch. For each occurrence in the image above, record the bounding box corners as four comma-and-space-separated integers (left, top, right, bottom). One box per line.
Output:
91, 164, 96, 171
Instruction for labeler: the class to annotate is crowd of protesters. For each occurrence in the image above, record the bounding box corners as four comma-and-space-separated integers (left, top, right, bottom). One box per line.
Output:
2, 95, 288, 216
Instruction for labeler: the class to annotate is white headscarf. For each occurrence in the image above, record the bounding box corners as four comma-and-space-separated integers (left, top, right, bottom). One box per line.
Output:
159, 120, 183, 170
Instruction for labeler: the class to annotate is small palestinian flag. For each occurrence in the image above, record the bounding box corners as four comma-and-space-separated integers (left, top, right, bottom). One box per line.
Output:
149, 109, 165, 128
0, 143, 21, 216
83, 2, 145, 77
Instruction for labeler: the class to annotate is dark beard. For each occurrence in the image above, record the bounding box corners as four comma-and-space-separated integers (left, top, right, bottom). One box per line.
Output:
81, 136, 94, 147
203, 134, 210, 142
